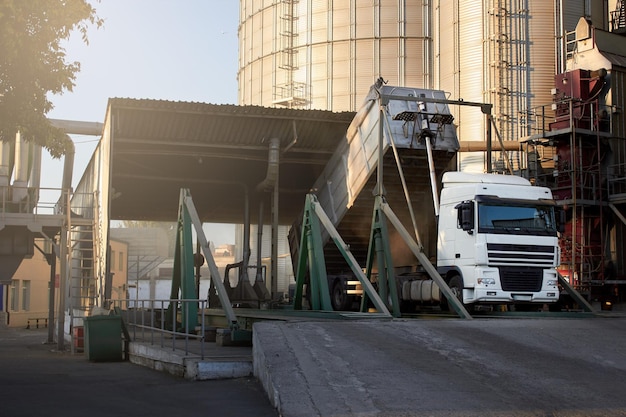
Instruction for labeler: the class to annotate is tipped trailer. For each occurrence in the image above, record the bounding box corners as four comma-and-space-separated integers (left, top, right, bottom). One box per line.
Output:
290, 80, 569, 315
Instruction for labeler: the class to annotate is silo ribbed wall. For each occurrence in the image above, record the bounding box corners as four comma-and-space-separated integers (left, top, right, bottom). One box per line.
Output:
238, 0, 429, 111
434, 0, 557, 171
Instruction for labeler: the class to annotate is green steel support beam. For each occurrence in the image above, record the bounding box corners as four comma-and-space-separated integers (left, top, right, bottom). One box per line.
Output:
379, 200, 473, 320
293, 194, 391, 317
169, 189, 250, 341
167, 191, 198, 332
362, 197, 401, 317
293, 194, 332, 311
557, 271, 595, 313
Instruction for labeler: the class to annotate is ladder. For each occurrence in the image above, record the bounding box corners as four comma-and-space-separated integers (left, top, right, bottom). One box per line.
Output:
66, 192, 102, 353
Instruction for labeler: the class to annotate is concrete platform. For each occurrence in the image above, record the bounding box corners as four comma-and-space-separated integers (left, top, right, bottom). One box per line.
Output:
252, 315, 626, 417
128, 337, 253, 380
125, 307, 626, 416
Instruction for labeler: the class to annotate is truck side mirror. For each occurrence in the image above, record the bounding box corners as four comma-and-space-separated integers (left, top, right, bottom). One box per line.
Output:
455, 201, 474, 234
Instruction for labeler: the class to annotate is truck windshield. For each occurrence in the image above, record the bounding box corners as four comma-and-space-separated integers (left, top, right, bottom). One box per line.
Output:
477, 201, 557, 236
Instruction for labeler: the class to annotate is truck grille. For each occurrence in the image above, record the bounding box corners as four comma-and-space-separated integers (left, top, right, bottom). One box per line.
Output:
487, 243, 555, 267
499, 267, 543, 292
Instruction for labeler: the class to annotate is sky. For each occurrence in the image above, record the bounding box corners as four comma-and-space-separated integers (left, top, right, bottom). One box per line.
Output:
46, 0, 240, 245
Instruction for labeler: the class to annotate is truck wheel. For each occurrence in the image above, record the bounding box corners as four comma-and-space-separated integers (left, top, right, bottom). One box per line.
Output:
331, 279, 350, 311
448, 276, 464, 304
441, 275, 464, 311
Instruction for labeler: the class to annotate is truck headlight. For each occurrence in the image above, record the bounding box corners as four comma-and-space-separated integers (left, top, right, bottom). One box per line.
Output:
477, 278, 496, 285
546, 279, 557, 286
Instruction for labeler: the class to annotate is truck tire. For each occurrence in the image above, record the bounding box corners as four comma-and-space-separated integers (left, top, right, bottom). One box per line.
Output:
441, 275, 464, 311
331, 279, 351, 311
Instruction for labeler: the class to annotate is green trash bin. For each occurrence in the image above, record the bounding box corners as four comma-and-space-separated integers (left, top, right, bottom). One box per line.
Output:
83, 315, 123, 362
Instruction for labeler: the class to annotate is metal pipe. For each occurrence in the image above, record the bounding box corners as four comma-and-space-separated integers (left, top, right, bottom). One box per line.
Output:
255, 137, 281, 298
457, 140, 520, 152
0, 141, 10, 205
271, 164, 279, 299
29, 145, 42, 208
256, 138, 281, 193
62, 138, 75, 194
486, 113, 492, 173
47, 245, 56, 344
241, 186, 250, 284
425, 137, 440, 217
12, 132, 29, 203
48, 119, 103, 136
256, 200, 264, 282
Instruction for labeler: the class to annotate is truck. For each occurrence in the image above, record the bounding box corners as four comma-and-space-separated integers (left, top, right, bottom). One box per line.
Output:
289, 80, 561, 313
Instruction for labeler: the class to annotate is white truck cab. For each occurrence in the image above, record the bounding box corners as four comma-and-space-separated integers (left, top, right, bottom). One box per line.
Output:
437, 172, 560, 305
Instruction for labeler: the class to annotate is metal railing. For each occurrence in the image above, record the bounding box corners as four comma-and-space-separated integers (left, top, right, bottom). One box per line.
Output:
0, 185, 65, 217
607, 162, 626, 201
0, 185, 97, 218
110, 298, 210, 359
519, 99, 614, 138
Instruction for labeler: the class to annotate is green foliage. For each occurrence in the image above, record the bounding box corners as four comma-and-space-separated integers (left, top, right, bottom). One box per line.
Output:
0, 0, 102, 158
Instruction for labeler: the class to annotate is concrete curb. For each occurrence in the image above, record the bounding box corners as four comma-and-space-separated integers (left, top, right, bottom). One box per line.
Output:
252, 322, 318, 417
129, 342, 253, 380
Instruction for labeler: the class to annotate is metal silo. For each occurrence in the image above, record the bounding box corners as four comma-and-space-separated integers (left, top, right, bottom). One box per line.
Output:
433, 0, 559, 171
238, 0, 431, 111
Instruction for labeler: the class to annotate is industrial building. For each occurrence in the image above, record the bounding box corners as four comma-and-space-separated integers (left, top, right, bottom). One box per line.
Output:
0, 1, 625, 349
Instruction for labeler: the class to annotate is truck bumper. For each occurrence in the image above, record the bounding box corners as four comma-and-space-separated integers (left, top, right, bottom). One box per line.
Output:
465, 288, 559, 304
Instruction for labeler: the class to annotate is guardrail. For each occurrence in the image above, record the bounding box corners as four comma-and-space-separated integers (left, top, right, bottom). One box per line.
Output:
0, 185, 96, 218
110, 298, 210, 359
519, 99, 614, 138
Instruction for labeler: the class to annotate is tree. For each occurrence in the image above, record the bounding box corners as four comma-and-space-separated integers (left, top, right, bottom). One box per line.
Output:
0, 0, 102, 158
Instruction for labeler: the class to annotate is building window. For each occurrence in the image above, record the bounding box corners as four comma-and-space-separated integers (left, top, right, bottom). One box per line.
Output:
10, 280, 19, 311
21, 280, 30, 311
119, 252, 124, 271
110, 250, 116, 272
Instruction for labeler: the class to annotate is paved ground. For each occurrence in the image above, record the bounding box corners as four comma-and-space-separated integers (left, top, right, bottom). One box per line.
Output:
0, 326, 277, 417
254, 314, 626, 417
5, 311, 626, 417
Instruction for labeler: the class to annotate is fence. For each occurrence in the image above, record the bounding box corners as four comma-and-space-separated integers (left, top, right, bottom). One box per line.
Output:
110, 298, 210, 359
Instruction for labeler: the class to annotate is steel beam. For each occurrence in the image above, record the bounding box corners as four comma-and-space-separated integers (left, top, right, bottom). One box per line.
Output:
379, 200, 473, 319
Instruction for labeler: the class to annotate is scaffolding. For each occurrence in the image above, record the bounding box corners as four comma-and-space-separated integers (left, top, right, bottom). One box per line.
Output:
519, 70, 618, 301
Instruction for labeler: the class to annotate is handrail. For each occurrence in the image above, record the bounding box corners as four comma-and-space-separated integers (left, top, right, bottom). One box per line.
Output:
111, 298, 209, 359
519, 99, 613, 138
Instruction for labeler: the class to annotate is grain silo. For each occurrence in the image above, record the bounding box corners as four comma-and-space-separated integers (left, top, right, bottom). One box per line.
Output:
238, 0, 611, 170
432, 0, 611, 171
238, 0, 431, 111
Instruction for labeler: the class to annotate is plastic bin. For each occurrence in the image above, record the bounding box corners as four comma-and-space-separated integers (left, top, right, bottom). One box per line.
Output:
83, 315, 123, 362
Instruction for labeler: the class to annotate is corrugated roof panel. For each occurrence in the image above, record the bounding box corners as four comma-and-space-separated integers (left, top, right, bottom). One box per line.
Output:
108, 99, 357, 223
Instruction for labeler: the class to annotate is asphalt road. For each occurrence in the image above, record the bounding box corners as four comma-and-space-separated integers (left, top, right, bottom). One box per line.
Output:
0, 326, 278, 417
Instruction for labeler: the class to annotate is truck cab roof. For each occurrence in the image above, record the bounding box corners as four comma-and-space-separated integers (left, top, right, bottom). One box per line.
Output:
442, 172, 531, 187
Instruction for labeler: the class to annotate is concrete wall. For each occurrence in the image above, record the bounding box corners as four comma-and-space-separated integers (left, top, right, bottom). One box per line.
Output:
109, 238, 128, 306
4, 239, 56, 328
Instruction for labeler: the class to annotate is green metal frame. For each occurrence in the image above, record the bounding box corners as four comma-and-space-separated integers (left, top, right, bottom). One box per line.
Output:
375, 198, 473, 319
293, 194, 391, 317
166, 191, 198, 332
363, 196, 401, 317
168, 189, 252, 342
557, 271, 595, 312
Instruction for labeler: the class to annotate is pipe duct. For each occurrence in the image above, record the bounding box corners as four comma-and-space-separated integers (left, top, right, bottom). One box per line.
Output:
0, 141, 10, 204
255, 138, 280, 193
12, 132, 29, 203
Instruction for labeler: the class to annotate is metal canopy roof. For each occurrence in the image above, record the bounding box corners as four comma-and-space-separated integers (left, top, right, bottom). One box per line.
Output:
108, 98, 356, 224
